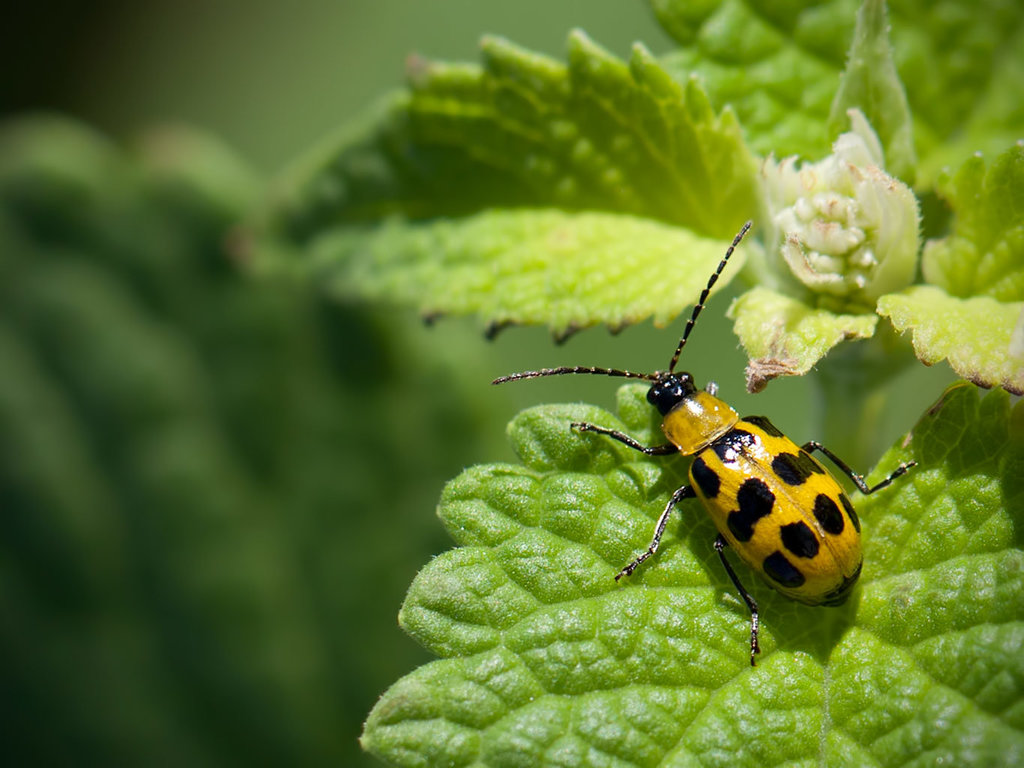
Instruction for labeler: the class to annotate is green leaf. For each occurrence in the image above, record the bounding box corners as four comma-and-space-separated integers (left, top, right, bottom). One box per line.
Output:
307, 209, 748, 338
827, 0, 916, 181
923, 145, 1024, 302
135, 124, 261, 230
649, 0, 1024, 168
878, 286, 1024, 395
0, 117, 346, 762
0, 115, 134, 249
851, 383, 1024, 761
260, 30, 761, 334
910, 15, 1024, 186
273, 32, 758, 239
726, 286, 878, 392
364, 382, 1024, 766
652, 0, 846, 160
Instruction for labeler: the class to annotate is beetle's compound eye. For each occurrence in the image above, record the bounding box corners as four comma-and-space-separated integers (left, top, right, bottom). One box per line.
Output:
646, 372, 696, 415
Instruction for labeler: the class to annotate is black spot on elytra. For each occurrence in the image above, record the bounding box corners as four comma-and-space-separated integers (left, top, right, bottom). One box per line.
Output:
727, 478, 775, 542
813, 494, 845, 535
771, 452, 819, 485
743, 415, 784, 437
822, 561, 862, 605
838, 492, 861, 533
799, 450, 827, 475
763, 551, 805, 588
690, 456, 720, 498
711, 429, 757, 464
780, 521, 819, 558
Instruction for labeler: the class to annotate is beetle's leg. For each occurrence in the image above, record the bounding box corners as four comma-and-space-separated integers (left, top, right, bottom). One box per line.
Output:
616, 484, 696, 580
705, 380, 719, 397
714, 535, 760, 666
571, 422, 677, 455
801, 441, 917, 494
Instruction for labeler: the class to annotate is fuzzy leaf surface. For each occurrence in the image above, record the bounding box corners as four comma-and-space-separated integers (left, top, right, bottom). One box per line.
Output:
878, 286, 1024, 395
364, 383, 1024, 767
923, 145, 1024, 303
826, 0, 915, 181
727, 286, 878, 392
261, 31, 760, 334
308, 210, 746, 337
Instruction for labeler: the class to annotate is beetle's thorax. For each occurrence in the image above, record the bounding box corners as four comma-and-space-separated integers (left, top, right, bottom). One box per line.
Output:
648, 372, 739, 455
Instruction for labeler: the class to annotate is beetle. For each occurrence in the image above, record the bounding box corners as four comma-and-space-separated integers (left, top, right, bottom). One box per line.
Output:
492, 221, 916, 665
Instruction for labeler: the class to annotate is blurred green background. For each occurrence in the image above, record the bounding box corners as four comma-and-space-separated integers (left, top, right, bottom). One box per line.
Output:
0, 2, 943, 765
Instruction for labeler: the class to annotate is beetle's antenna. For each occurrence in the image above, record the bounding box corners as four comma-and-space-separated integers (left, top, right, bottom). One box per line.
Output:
492, 366, 656, 385
667, 221, 752, 373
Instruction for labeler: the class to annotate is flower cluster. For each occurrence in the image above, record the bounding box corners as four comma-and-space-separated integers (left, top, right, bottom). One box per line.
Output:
764, 110, 920, 307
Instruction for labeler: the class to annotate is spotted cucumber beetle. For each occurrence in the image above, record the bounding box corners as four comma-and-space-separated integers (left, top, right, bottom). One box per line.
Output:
493, 221, 916, 665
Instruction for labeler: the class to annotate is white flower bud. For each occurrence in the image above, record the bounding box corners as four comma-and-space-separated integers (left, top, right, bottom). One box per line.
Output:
764, 109, 920, 306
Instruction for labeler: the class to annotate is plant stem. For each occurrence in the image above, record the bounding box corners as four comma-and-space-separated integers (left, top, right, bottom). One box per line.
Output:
814, 361, 886, 472
813, 329, 915, 477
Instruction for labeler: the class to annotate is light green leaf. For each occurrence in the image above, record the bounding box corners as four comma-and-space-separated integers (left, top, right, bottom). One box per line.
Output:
307, 209, 747, 338
923, 145, 1024, 302
827, 0, 916, 182
878, 286, 1024, 395
649, 0, 1024, 168
727, 286, 878, 392
364, 382, 1024, 767
261, 30, 761, 334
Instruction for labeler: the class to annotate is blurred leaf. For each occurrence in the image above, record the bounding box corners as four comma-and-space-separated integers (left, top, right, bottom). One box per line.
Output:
1, 116, 338, 763
878, 286, 1024, 395
0, 115, 500, 766
650, 0, 1024, 169
923, 145, 1024, 302
727, 286, 878, 392
308, 209, 748, 338
912, 23, 1024, 185
364, 382, 1024, 766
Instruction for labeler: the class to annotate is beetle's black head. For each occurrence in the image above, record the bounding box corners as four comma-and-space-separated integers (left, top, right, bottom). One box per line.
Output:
646, 372, 697, 415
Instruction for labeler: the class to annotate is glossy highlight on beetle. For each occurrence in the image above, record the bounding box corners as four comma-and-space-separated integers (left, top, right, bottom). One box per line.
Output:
492, 222, 916, 665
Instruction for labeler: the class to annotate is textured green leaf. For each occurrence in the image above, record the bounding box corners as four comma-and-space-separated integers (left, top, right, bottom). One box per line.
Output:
923, 145, 1024, 302
878, 286, 1024, 395
365, 382, 1024, 766
827, 0, 915, 181
726, 286, 878, 392
652, 0, 847, 159
260, 29, 761, 334
308, 209, 748, 338
650, 0, 1024, 168
271, 31, 758, 240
